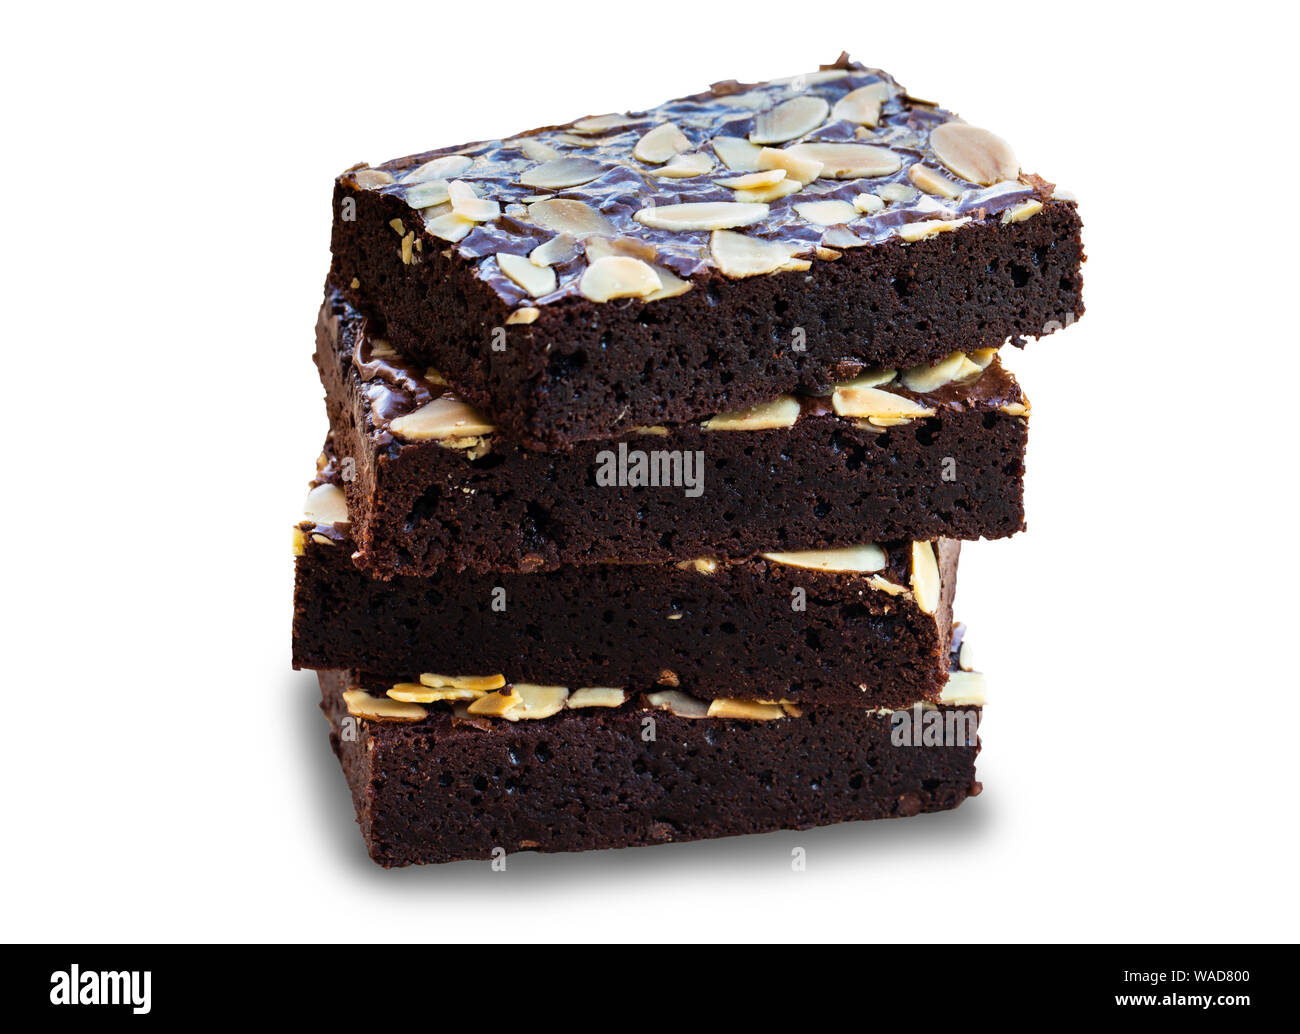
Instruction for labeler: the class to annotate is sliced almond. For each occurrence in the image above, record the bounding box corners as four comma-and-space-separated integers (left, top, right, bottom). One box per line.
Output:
761, 545, 888, 573
387, 683, 480, 704
405, 180, 450, 209
969, 348, 998, 369
733, 180, 802, 204
389, 397, 495, 441
910, 540, 941, 615
877, 182, 918, 203
868, 574, 909, 596
519, 157, 605, 189
647, 266, 693, 301
711, 135, 764, 171
952, 356, 985, 382
794, 199, 859, 225
714, 169, 787, 190
940, 670, 986, 707
898, 217, 969, 242
467, 690, 520, 717
353, 168, 394, 189
702, 394, 801, 431
343, 689, 426, 722
707, 699, 786, 720
448, 180, 500, 222
529, 233, 577, 267
958, 638, 975, 672
402, 155, 473, 184
528, 198, 616, 238
585, 238, 692, 301
1001, 199, 1043, 224
553, 133, 606, 148
900, 351, 970, 393
750, 95, 830, 144
584, 235, 657, 264
303, 483, 348, 525
644, 690, 710, 719
568, 687, 627, 709
423, 211, 476, 242
579, 255, 661, 302
497, 252, 557, 297
1000, 401, 1030, 416
634, 121, 691, 163
853, 193, 886, 214
908, 164, 963, 199
502, 684, 569, 721
710, 229, 807, 277
833, 368, 896, 390
757, 146, 824, 184
506, 307, 539, 325
419, 673, 506, 691
782, 142, 901, 179
570, 114, 638, 134
929, 122, 1019, 186
635, 201, 768, 232
831, 81, 891, 126
648, 152, 713, 178
515, 137, 563, 162
833, 385, 934, 420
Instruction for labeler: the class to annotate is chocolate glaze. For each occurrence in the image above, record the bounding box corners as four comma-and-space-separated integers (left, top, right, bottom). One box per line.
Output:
342, 54, 1043, 311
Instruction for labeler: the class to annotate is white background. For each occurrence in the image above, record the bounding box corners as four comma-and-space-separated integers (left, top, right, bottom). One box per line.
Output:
4, 1, 1296, 943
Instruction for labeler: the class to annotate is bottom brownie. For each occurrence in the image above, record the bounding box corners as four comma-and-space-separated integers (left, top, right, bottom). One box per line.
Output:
319, 667, 982, 867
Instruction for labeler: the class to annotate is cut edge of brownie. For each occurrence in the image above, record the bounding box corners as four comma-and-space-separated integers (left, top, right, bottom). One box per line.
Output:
312, 289, 1027, 576
318, 656, 984, 867
291, 526, 960, 708
331, 189, 1081, 449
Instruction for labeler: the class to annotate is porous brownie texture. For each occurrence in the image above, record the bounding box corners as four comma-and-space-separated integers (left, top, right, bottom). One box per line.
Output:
292, 536, 960, 708
316, 292, 1026, 577
331, 193, 1080, 449
319, 669, 981, 867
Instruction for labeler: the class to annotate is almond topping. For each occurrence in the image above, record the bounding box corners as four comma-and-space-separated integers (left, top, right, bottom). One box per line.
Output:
929, 122, 1019, 186
579, 255, 662, 302
910, 541, 941, 615
761, 545, 888, 573
750, 95, 830, 145
635, 201, 768, 232
634, 122, 692, 163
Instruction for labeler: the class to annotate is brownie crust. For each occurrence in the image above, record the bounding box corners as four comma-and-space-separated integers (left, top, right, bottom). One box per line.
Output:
293, 535, 960, 708
320, 670, 981, 867
316, 292, 1026, 577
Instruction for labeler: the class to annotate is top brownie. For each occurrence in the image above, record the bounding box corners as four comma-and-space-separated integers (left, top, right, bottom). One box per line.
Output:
330, 53, 1084, 449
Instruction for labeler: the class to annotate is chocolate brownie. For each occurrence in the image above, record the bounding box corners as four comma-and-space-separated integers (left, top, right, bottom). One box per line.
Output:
316, 290, 1027, 577
329, 53, 1083, 448
319, 665, 983, 867
292, 507, 961, 707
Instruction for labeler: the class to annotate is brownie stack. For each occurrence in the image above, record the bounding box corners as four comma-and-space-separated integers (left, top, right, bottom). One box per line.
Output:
292, 54, 1084, 866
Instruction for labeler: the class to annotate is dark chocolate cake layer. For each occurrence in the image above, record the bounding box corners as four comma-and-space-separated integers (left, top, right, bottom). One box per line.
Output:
316, 291, 1027, 577
292, 515, 960, 708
